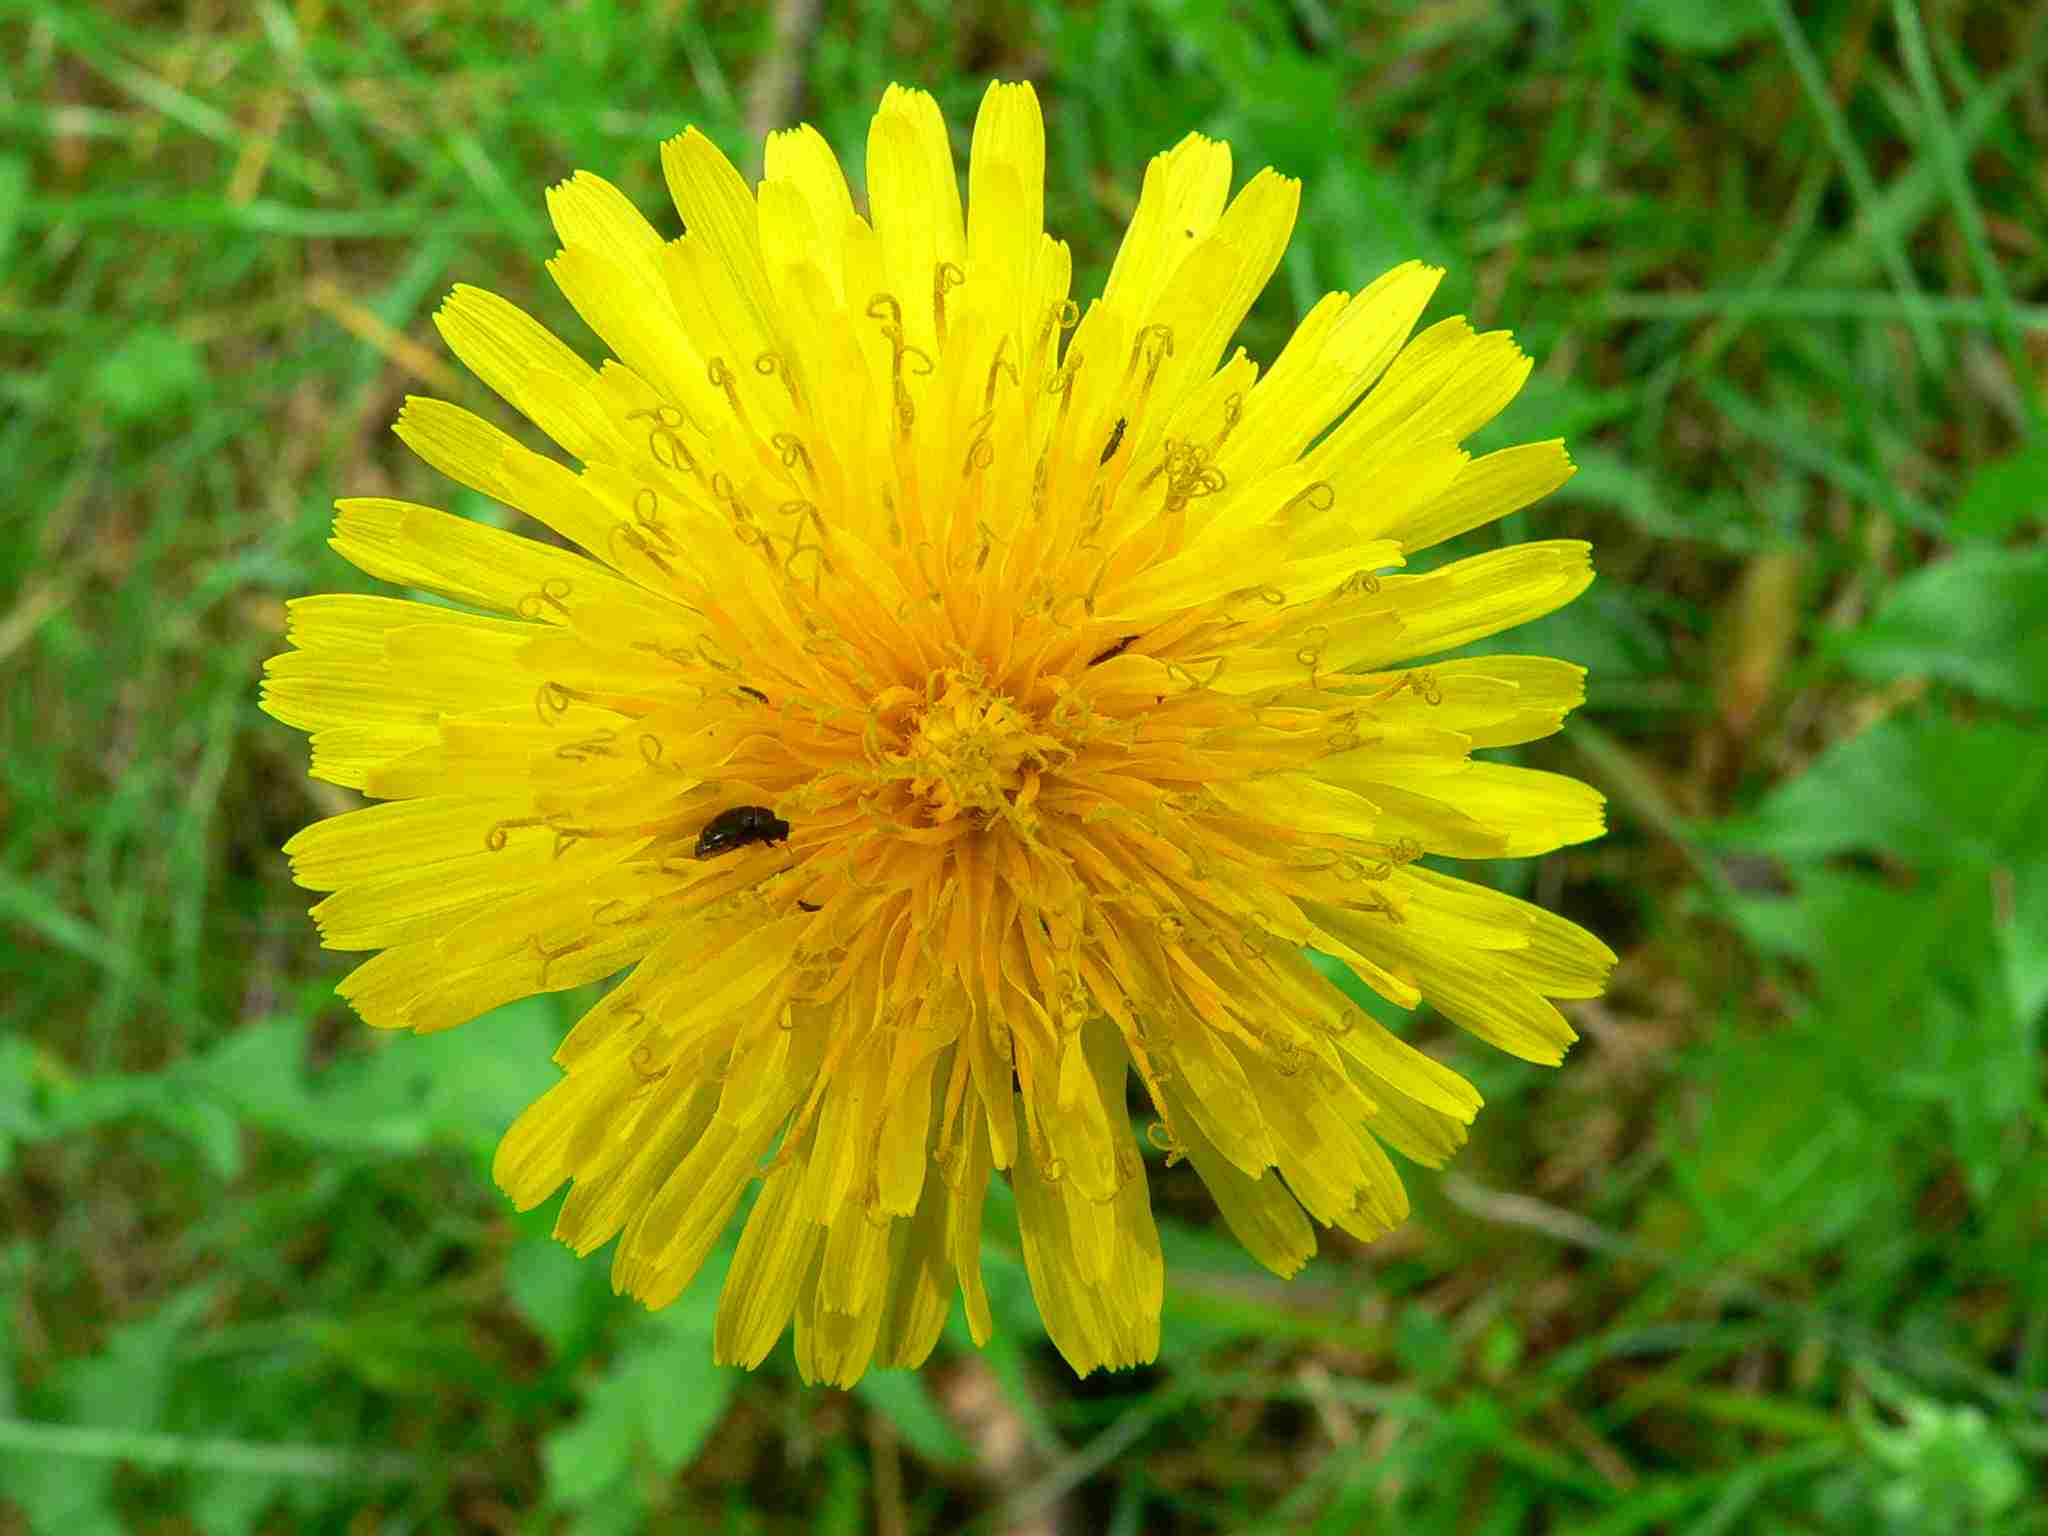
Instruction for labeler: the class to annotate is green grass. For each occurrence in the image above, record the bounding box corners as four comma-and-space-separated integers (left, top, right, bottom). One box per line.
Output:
4, 0, 2045, 1530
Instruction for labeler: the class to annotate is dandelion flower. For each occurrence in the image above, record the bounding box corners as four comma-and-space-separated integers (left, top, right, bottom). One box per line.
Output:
263, 81, 1614, 1385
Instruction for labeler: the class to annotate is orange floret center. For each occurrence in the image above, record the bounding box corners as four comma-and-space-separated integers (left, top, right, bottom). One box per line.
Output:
877, 668, 1068, 828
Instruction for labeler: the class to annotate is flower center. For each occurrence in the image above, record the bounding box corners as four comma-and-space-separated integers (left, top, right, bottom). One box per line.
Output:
894, 671, 1065, 826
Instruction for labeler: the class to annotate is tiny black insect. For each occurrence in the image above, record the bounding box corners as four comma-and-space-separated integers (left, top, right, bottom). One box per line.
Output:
796, 899, 822, 913
1100, 416, 1127, 465
694, 804, 790, 860
1089, 634, 1137, 667
736, 684, 768, 704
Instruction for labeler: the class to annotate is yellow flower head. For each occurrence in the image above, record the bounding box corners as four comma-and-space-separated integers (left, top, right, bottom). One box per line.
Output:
263, 81, 1614, 1385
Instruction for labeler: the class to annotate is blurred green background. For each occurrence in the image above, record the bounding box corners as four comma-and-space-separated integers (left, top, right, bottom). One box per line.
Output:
4, 0, 2045, 1530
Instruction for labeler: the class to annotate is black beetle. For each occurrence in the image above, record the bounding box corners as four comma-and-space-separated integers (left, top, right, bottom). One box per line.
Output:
694, 804, 790, 860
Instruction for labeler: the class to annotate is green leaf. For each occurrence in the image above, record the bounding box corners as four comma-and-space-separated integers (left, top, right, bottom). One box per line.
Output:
1303, 161, 1448, 292
1393, 1304, 1459, 1387
0, 1454, 123, 1536
1470, 374, 1636, 454
1951, 439, 2048, 540
1714, 716, 2048, 866
1733, 866, 2032, 1200
312, 1312, 503, 1397
1632, 0, 1769, 53
305, 995, 567, 1161
0, 1036, 38, 1174
1556, 450, 1749, 546
541, 1391, 635, 1506
855, 1372, 972, 1466
2001, 856, 2048, 1022
505, 1235, 615, 1361
0, 155, 26, 275
1456, 580, 1674, 686
564, 1497, 650, 1536
57, 1284, 220, 1433
1835, 547, 2048, 712
542, 1326, 735, 1507
1720, 707, 2047, 1204
818, 1442, 868, 1536
187, 1471, 281, 1536
87, 324, 209, 423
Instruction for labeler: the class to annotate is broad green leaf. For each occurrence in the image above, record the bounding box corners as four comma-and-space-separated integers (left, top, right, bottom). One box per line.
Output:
2002, 856, 2048, 1022
307, 995, 567, 1160
0, 154, 25, 271
1734, 866, 2032, 1200
0, 1454, 123, 1536
1730, 866, 1986, 1004
1471, 374, 1636, 454
1559, 450, 1747, 545
541, 1236, 736, 1510
818, 1442, 868, 1536
1836, 546, 2048, 712
1213, 54, 1347, 177
1393, 1304, 1459, 1386
0, 1288, 226, 1536
1632, 0, 1769, 53
543, 1327, 734, 1507
541, 1390, 635, 1506
1714, 717, 2048, 865
188, 1471, 281, 1536
506, 1235, 615, 1361
1304, 161, 1448, 294
0, 1036, 38, 1174
854, 1372, 972, 1466
565, 1498, 648, 1536
1952, 440, 2048, 540
87, 324, 208, 423
312, 1312, 506, 1397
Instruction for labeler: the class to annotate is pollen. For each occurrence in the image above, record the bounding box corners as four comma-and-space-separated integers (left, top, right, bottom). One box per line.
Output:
884, 669, 1065, 827
261, 79, 1614, 1387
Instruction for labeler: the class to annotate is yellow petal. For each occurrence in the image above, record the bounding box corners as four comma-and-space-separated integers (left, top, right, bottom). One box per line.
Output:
948, 1106, 996, 1346
393, 397, 623, 562
1012, 1134, 1162, 1376
866, 86, 967, 357
659, 125, 780, 342
1102, 132, 1233, 320
1164, 1077, 1315, 1278
1313, 318, 1530, 466
622, 1105, 796, 1306
431, 285, 607, 462
328, 500, 566, 619
1443, 761, 1607, 855
967, 80, 1045, 335
1230, 261, 1443, 475
1138, 168, 1299, 409
793, 1243, 887, 1387
284, 796, 515, 888
1399, 865, 1617, 996
546, 244, 705, 409
547, 170, 670, 295
873, 1176, 954, 1369
1358, 541, 1594, 665
715, 1156, 819, 1368
763, 123, 858, 302
1396, 439, 1575, 553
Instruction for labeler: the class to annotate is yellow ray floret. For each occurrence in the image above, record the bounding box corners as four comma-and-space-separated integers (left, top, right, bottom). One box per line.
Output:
262, 79, 1614, 1385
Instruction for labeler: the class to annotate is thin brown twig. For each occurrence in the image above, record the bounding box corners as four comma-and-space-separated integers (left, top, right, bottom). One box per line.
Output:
744, 0, 824, 176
